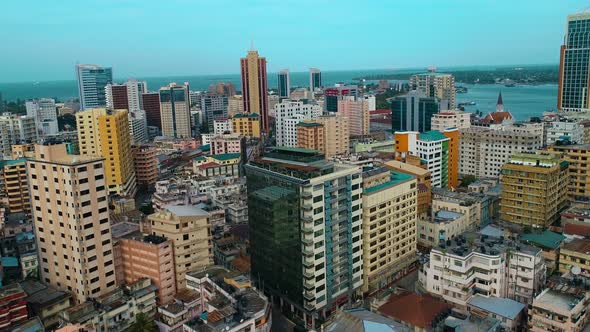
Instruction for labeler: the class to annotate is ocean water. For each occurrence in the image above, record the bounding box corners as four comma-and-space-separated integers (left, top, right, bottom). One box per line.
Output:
456, 83, 557, 121
0, 70, 557, 121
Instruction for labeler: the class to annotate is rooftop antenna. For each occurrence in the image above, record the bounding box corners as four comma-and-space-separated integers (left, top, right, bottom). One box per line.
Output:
250, 40, 255, 51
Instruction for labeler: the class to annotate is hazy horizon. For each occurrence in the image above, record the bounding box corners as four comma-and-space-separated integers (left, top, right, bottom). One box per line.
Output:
0, 1, 586, 83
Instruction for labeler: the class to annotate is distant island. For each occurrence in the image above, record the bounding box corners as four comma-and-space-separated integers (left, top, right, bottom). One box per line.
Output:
355, 65, 559, 85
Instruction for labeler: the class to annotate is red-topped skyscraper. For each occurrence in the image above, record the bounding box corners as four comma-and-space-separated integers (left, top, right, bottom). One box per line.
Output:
240, 46, 269, 133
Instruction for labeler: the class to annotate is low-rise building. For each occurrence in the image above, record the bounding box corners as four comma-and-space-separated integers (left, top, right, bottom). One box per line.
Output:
211, 133, 245, 155
20, 280, 71, 329
59, 278, 157, 332
418, 209, 471, 248
377, 291, 451, 331
521, 230, 566, 275
0, 159, 30, 214
0, 283, 28, 330
192, 153, 241, 177
559, 238, 590, 276
466, 295, 525, 331
528, 288, 589, 332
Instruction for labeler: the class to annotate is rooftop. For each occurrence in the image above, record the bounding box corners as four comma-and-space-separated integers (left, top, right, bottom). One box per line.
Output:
233, 112, 260, 118
521, 230, 566, 250
467, 295, 525, 320
166, 205, 210, 217
384, 160, 429, 176
297, 121, 322, 127
535, 288, 585, 312
562, 238, 590, 255
110, 221, 141, 239
364, 171, 415, 194
211, 153, 241, 161
327, 309, 410, 332
378, 292, 451, 329
269, 146, 321, 155
418, 130, 448, 142
436, 230, 540, 257
563, 223, 590, 237
434, 209, 464, 223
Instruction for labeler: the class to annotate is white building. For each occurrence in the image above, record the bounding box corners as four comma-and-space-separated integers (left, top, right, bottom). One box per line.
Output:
362, 95, 376, 111
460, 123, 544, 178
431, 109, 471, 131
76, 64, 112, 110
0, 113, 38, 159
25, 98, 59, 136
545, 119, 585, 145
420, 229, 546, 309
213, 118, 233, 135
128, 109, 148, 145
274, 100, 322, 147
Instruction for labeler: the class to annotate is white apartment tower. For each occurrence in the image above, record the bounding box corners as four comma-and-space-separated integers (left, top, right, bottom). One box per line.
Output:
274, 100, 322, 147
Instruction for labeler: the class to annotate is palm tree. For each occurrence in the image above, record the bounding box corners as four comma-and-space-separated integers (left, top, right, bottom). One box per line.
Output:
127, 313, 157, 332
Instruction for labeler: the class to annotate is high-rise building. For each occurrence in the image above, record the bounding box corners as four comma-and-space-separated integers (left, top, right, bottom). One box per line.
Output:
148, 206, 213, 290
128, 109, 148, 145
25, 98, 59, 136
0, 159, 30, 214
297, 122, 324, 154
443, 128, 460, 189
361, 167, 417, 294
385, 160, 432, 218
500, 153, 568, 228
76, 108, 137, 197
28, 144, 116, 303
324, 86, 358, 113
315, 114, 350, 158
132, 145, 158, 187
278, 69, 290, 98
549, 144, 590, 201
207, 82, 236, 96
106, 79, 147, 111
460, 123, 544, 178
409, 73, 456, 110
309, 68, 322, 92
0, 113, 37, 159
159, 83, 192, 139
201, 94, 229, 132
245, 147, 363, 327
142, 92, 161, 129
391, 90, 439, 133
240, 49, 269, 133
231, 113, 261, 138
76, 64, 113, 110
558, 12, 590, 112
338, 99, 370, 136
274, 100, 322, 147
227, 95, 244, 118
394, 130, 456, 188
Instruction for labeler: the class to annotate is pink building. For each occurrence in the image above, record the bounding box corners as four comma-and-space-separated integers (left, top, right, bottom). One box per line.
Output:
211, 133, 245, 155
338, 99, 370, 136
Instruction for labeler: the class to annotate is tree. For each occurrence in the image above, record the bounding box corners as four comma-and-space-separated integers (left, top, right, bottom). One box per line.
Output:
127, 313, 157, 332
58, 113, 76, 131
460, 175, 477, 187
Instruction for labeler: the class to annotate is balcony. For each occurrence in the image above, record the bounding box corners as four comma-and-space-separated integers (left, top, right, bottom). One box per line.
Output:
303, 257, 314, 268
303, 204, 313, 211
302, 247, 314, 256
303, 290, 315, 300
301, 191, 312, 199
302, 224, 314, 234
303, 268, 315, 279
302, 237, 314, 246
303, 279, 314, 289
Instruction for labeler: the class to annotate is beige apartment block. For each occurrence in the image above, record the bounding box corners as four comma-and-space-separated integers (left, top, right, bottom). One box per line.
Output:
529, 288, 589, 332
28, 144, 116, 303
297, 122, 324, 154
361, 167, 418, 294
148, 205, 213, 290
159, 83, 192, 139
316, 114, 349, 159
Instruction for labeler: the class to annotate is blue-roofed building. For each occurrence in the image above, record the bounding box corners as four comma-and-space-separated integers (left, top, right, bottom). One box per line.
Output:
327, 309, 411, 332
467, 295, 526, 331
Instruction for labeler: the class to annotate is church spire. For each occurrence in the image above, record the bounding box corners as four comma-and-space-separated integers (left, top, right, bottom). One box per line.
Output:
496, 91, 504, 112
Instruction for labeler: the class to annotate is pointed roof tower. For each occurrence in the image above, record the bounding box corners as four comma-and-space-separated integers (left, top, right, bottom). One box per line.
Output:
496, 91, 504, 112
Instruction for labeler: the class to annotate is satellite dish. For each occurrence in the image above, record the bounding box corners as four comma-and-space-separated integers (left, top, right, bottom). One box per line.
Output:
572, 266, 582, 275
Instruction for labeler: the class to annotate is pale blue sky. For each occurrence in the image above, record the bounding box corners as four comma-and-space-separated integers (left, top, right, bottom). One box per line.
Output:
0, 0, 588, 82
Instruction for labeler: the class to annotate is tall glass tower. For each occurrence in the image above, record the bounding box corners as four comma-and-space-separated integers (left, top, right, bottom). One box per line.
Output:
278, 69, 290, 99
310, 68, 322, 92
558, 12, 590, 112
76, 64, 113, 110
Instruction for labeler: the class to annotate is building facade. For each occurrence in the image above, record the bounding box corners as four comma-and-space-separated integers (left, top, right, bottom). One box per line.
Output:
240, 49, 269, 133
500, 153, 568, 228
310, 68, 322, 92
142, 92, 162, 129
361, 167, 417, 293
245, 147, 363, 327
278, 69, 290, 98
316, 114, 350, 159
558, 12, 590, 112
231, 113, 261, 138
132, 145, 159, 187
0, 159, 30, 214
549, 144, 590, 201
28, 144, 116, 303
297, 122, 325, 154
0, 113, 38, 159
159, 83, 192, 139
149, 206, 213, 290
76, 108, 137, 197
25, 98, 59, 136
274, 100, 322, 147
338, 99, 370, 137
431, 110, 471, 131
391, 90, 439, 133
409, 73, 456, 110
76, 64, 113, 110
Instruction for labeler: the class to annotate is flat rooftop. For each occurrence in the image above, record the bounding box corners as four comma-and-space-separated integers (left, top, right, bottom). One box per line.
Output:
434, 209, 464, 223
467, 295, 525, 320
535, 289, 585, 312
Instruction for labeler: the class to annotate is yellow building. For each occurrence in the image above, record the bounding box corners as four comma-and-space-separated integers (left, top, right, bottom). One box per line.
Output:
361, 167, 417, 293
76, 108, 137, 197
148, 206, 213, 290
548, 144, 590, 201
297, 122, 324, 154
231, 113, 260, 138
500, 153, 568, 228
0, 159, 30, 214
559, 238, 590, 275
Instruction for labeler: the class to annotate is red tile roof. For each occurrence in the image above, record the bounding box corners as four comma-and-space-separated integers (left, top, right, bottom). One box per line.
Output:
564, 223, 590, 237
370, 109, 391, 115
378, 292, 450, 329
480, 111, 513, 125
198, 162, 220, 170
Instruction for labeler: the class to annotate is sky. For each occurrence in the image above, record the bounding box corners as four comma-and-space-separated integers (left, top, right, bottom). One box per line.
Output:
0, 0, 588, 82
